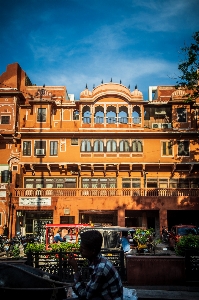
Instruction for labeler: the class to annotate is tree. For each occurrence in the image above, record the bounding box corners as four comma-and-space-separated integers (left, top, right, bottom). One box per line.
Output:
176, 31, 199, 102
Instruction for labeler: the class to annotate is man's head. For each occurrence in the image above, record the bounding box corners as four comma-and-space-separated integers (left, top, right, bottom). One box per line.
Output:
122, 231, 128, 237
79, 230, 103, 260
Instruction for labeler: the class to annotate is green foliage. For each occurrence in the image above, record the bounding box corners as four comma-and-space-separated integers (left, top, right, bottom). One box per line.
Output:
47, 242, 80, 261
134, 228, 154, 245
175, 234, 199, 256
25, 242, 46, 254
49, 242, 80, 252
25, 241, 80, 255
12, 244, 20, 257
152, 238, 162, 247
176, 31, 199, 102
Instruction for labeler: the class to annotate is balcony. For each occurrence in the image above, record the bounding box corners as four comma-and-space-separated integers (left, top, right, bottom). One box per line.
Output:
13, 188, 199, 198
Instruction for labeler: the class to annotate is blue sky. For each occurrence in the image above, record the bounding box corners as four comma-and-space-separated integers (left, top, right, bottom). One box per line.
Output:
0, 0, 199, 100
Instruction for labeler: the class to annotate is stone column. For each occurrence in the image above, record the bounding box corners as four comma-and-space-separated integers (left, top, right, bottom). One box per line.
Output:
159, 208, 168, 236
142, 211, 147, 228
118, 207, 125, 227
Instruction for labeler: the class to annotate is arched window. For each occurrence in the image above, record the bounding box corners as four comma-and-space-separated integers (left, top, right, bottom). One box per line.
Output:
81, 140, 91, 152
83, 111, 91, 123
106, 106, 117, 124
107, 140, 117, 152
73, 109, 79, 120
132, 140, 143, 152
132, 111, 140, 124
94, 106, 104, 124
94, 140, 104, 152
118, 107, 128, 124
132, 106, 141, 124
82, 106, 91, 124
119, 140, 129, 152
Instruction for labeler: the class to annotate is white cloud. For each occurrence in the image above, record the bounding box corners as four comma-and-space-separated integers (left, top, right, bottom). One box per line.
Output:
2, 0, 196, 102
31, 55, 177, 100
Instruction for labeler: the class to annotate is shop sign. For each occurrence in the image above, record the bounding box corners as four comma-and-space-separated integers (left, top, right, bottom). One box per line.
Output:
19, 197, 51, 206
0, 190, 6, 197
64, 208, 70, 214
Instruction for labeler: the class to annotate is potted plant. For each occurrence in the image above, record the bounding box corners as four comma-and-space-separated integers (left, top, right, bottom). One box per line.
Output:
175, 234, 199, 256
133, 228, 161, 254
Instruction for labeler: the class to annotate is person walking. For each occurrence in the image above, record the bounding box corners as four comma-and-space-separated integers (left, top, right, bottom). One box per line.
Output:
68, 229, 123, 300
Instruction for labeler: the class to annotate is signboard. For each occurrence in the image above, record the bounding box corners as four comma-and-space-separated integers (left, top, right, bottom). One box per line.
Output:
64, 208, 70, 215
19, 197, 51, 206
0, 191, 6, 197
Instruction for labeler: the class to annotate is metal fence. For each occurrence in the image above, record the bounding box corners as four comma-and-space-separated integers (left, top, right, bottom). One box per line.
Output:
26, 249, 126, 283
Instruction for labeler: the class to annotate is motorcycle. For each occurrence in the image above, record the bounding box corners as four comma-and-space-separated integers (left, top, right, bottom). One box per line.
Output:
0, 235, 7, 253
21, 234, 40, 251
3, 236, 21, 257
0, 232, 41, 257
161, 228, 169, 243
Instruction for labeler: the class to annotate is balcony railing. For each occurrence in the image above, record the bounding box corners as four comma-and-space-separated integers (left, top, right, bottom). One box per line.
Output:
13, 188, 199, 197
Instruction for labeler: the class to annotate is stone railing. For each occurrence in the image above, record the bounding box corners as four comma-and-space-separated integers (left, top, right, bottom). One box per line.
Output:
13, 188, 199, 197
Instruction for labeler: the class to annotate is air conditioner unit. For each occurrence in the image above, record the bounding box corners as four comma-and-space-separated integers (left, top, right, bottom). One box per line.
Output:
152, 123, 161, 128
36, 149, 45, 155
155, 110, 166, 115
161, 123, 172, 129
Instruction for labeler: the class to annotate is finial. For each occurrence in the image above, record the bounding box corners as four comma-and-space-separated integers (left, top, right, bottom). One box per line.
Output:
110, 78, 112, 82
85, 84, 88, 89
101, 80, 103, 84
135, 84, 137, 89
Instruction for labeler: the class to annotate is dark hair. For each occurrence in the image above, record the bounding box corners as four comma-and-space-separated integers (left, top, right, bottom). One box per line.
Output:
122, 231, 128, 237
80, 230, 103, 254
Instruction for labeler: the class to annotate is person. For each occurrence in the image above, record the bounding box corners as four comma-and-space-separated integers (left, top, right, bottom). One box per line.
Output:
120, 231, 131, 253
161, 226, 169, 243
3, 224, 9, 237
53, 229, 64, 243
48, 228, 54, 244
68, 229, 123, 300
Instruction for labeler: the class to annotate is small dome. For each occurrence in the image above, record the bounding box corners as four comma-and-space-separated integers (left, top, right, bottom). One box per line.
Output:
80, 88, 92, 97
131, 87, 143, 99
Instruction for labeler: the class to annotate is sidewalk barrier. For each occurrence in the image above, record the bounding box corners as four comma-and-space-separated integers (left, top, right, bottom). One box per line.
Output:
26, 248, 126, 282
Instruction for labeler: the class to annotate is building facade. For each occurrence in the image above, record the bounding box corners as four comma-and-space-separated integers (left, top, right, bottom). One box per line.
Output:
0, 63, 199, 239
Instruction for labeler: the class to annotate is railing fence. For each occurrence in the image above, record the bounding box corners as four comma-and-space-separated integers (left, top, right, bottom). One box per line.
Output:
26, 249, 126, 282
14, 188, 199, 197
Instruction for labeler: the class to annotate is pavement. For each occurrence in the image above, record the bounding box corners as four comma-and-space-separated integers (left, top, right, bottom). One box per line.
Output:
123, 286, 199, 300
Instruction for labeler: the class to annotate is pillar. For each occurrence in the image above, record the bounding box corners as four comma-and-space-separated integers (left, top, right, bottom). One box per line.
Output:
118, 207, 125, 227
159, 208, 168, 236
141, 211, 147, 228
